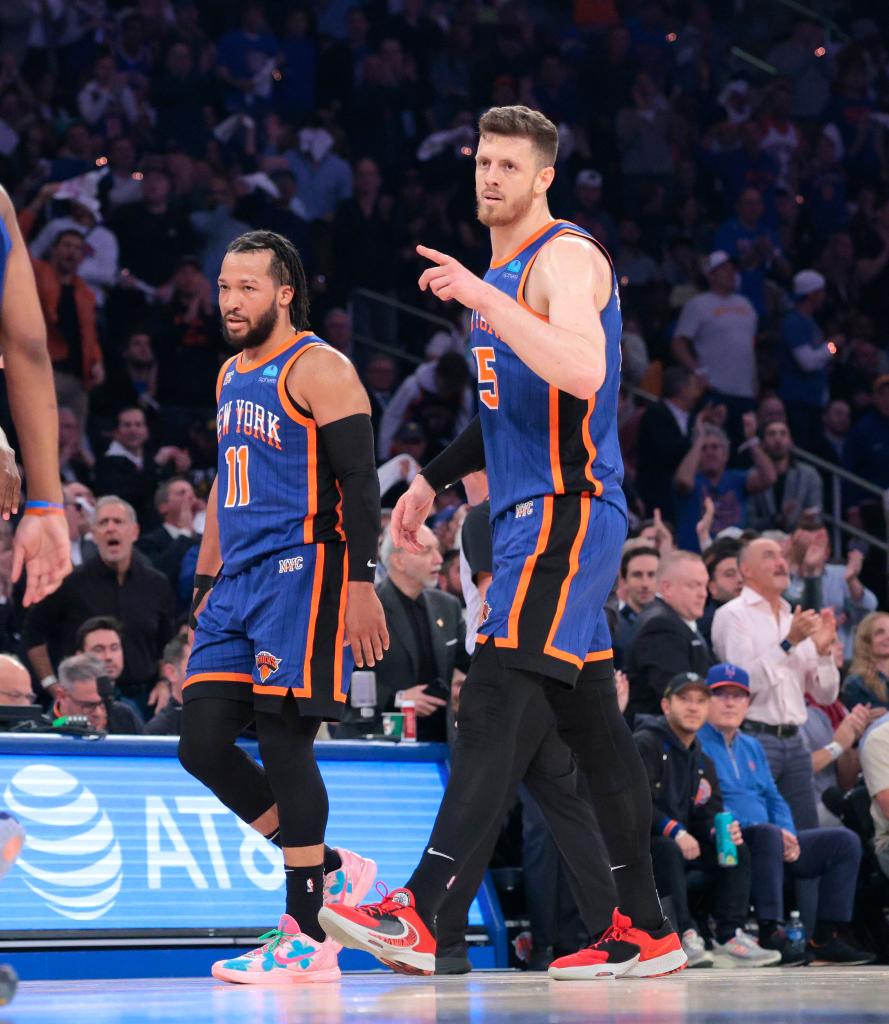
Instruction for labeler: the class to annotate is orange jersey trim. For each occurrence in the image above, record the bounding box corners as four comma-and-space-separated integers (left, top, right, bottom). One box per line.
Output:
585, 648, 614, 663
543, 494, 591, 668
276, 342, 325, 543
548, 386, 565, 494
299, 544, 326, 698
495, 494, 554, 650
216, 354, 238, 402
581, 397, 603, 496
183, 671, 254, 690
490, 219, 563, 269
332, 551, 349, 703
235, 331, 313, 374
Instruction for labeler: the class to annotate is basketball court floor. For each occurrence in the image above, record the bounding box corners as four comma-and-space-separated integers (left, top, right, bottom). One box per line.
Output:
5, 968, 889, 1024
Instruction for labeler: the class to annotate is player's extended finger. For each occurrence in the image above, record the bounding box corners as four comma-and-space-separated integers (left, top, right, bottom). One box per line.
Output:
380, 622, 390, 651
10, 541, 23, 585
371, 628, 385, 663
360, 633, 376, 668
416, 244, 450, 266
350, 635, 365, 669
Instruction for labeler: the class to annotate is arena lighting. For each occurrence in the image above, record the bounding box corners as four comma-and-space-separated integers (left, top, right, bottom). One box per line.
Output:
132, 172, 143, 181
95, 156, 108, 167
814, 46, 826, 57
666, 32, 677, 42
460, 146, 473, 156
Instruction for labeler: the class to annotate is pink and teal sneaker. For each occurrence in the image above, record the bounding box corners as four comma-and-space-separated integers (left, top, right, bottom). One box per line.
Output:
323, 847, 377, 908
211, 915, 341, 985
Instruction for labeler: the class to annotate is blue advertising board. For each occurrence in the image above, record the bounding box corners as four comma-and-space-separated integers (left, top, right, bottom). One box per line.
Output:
0, 736, 486, 935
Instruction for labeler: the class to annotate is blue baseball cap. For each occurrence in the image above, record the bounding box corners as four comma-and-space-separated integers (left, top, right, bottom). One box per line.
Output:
706, 663, 750, 692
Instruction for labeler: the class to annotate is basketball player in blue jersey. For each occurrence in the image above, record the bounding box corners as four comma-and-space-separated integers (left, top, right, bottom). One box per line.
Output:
178, 230, 387, 985
0, 185, 71, 607
320, 107, 686, 979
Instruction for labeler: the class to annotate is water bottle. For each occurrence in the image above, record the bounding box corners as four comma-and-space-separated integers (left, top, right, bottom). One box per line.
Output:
785, 911, 806, 960
713, 811, 738, 866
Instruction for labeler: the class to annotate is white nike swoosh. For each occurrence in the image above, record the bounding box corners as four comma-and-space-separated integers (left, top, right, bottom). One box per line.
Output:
427, 847, 455, 861
610, 864, 627, 871
367, 559, 377, 568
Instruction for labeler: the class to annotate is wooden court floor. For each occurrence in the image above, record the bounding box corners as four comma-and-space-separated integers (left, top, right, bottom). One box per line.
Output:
5, 969, 889, 1024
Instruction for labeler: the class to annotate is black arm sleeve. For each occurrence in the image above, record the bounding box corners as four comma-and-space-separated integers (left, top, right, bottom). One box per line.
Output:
420, 415, 486, 493
318, 414, 381, 583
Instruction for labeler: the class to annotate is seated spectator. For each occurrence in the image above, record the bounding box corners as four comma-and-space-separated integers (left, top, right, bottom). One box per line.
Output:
625, 551, 714, 722
860, 716, 889, 881
95, 407, 191, 525
23, 496, 175, 708
785, 515, 877, 659
843, 612, 889, 712
377, 351, 473, 462
614, 545, 659, 669
364, 352, 397, 438
634, 671, 779, 968
699, 538, 743, 645
844, 377, 889, 528
53, 654, 143, 735
778, 271, 833, 449
90, 329, 161, 428
0, 654, 36, 706
137, 478, 202, 589
673, 421, 776, 552
59, 406, 95, 486
748, 420, 823, 532
712, 538, 839, 830
635, 366, 700, 523
145, 636, 191, 736
801, 699, 872, 827
811, 399, 850, 492
33, 228, 105, 422
699, 664, 874, 966
338, 524, 467, 742
63, 482, 96, 567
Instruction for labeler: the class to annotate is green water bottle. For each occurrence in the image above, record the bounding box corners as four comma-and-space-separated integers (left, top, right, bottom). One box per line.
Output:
714, 811, 738, 867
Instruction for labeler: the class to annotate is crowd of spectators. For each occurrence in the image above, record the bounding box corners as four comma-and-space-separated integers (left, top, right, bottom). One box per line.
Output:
1, 0, 889, 969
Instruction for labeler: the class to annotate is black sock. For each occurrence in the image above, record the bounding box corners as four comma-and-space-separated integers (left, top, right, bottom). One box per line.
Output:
757, 919, 780, 945
406, 849, 457, 926
324, 847, 342, 873
611, 854, 664, 931
284, 865, 325, 942
813, 919, 838, 944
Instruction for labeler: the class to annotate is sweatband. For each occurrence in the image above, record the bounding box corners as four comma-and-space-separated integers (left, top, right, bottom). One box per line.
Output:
420, 415, 486, 493
318, 414, 380, 583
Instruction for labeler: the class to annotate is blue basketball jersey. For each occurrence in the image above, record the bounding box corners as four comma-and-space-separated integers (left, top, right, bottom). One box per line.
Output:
470, 219, 626, 520
215, 331, 344, 576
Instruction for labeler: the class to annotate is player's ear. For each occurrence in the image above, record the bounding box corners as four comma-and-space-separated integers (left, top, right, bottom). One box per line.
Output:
534, 166, 555, 195
278, 283, 295, 311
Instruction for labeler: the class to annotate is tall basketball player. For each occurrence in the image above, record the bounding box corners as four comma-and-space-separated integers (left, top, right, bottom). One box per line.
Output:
320, 107, 686, 979
0, 186, 71, 607
178, 231, 387, 984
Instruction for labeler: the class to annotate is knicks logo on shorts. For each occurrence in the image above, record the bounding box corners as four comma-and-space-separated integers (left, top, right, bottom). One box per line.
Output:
256, 651, 283, 682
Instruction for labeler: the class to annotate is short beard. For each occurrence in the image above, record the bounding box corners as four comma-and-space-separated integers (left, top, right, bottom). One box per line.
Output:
222, 300, 280, 351
476, 187, 534, 228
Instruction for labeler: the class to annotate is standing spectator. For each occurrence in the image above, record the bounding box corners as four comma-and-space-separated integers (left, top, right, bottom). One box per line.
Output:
778, 270, 834, 449
111, 168, 195, 287
32, 229, 105, 422
766, 20, 834, 120
137, 478, 201, 589
671, 252, 758, 429
844, 377, 889, 525
673, 421, 776, 552
812, 399, 850, 473
843, 612, 889, 713
699, 664, 873, 967
23, 496, 175, 706
58, 406, 95, 486
636, 366, 700, 523
189, 179, 251, 285
634, 672, 779, 968
145, 635, 191, 736
615, 545, 659, 669
785, 516, 877, 660
283, 127, 353, 222
62, 482, 96, 568
699, 538, 743, 646
94, 407, 190, 525
625, 551, 714, 722
615, 72, 674, 201
77, 51, 139, 127
711, 538, 840, 830
748, 420, 823, 532
90, 329, 161, 428
860, 716, 889, 882
569, 169, 618, 253
215, 3, 279, 114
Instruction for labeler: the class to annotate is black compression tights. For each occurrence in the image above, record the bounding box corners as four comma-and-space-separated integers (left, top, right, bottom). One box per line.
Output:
179, 695, 328, 848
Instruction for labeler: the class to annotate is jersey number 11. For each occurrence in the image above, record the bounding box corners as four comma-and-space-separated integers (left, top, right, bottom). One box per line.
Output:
224, 445, 251, 508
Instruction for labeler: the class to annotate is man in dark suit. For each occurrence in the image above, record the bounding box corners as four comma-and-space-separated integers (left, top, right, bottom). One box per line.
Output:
137, 478, 201, 589
625, 551, 715, 723
636, 367, 701, 523
339, 523, 469, 741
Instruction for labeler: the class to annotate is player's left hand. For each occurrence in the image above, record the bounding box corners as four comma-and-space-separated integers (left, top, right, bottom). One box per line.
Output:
417, 244, 488, 309
345, 582, 389, 668
11, 513, 73, 607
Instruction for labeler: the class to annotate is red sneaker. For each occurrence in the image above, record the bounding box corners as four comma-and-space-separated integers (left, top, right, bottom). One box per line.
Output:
317, 886, 435, 976
548, 908, 687, 980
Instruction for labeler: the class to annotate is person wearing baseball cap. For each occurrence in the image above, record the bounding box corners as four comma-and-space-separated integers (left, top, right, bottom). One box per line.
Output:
634, 670, 778, 967
699, 662, 874, 966
778, 268, 832, 449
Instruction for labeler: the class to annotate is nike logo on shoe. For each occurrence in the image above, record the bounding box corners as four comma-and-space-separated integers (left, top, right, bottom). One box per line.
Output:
427, 847, 455, 861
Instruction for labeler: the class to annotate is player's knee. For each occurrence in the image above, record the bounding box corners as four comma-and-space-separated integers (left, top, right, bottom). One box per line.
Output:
178, 726, 227, 784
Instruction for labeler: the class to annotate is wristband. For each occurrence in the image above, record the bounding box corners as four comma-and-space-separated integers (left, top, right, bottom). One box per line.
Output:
25, 500, 65, 517
824, 740, 844, 762
190, 573, 217, 629
40, 674, 58, 691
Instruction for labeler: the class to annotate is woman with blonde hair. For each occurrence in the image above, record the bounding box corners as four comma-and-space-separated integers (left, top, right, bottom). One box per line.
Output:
843, 612, 889, 711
